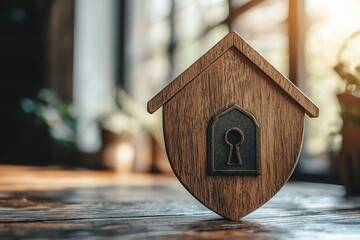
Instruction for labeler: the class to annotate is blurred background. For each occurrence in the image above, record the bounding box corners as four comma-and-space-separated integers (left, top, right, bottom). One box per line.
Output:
1, 0, 360, 188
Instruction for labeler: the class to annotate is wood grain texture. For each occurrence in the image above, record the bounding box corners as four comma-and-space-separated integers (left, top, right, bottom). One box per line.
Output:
0, 167, 359, 239
148, 31, 319, 118
163, 47, 305, 221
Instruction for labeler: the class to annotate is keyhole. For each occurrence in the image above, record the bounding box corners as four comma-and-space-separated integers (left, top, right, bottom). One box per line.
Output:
225, 128, 244, 165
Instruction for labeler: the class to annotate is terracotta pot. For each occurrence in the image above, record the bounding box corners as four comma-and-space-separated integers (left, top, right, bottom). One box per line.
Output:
100, 129, 135, 173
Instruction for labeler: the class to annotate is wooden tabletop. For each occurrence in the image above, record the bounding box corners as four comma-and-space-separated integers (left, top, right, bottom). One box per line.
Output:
0, 166, 359, 239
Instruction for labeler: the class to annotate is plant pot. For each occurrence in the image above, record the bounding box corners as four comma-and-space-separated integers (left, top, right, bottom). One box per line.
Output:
100, 129, 135, 173
337, 93, 360, 196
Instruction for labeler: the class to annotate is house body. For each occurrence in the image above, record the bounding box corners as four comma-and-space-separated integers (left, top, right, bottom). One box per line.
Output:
148, 31, 318, 220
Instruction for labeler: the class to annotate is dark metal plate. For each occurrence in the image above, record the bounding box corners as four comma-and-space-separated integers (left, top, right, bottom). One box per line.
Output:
207, 105, 260, 175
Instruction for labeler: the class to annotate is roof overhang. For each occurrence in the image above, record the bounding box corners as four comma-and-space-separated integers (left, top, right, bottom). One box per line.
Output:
148, 31, 319, 118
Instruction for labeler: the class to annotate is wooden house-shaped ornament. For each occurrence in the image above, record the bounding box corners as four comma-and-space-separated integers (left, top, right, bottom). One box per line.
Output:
148, 31, 319, 221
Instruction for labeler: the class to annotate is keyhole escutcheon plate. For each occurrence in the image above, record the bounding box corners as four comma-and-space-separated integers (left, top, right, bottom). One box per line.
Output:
207, 105, 261, 175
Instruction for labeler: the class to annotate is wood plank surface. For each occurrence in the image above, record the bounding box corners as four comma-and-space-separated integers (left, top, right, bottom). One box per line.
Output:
0, 166, 359, 239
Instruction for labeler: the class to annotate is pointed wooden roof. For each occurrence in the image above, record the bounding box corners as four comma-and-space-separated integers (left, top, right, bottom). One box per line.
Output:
147, 31, 319, 118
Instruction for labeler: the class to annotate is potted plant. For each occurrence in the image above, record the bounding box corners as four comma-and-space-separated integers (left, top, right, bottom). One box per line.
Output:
99, 89, 169, 173
333, 30, 360, 196
99, 109, 140, 172
98, 89, 173, 173
19, 89, 76, 165
114, 90, 171, 173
